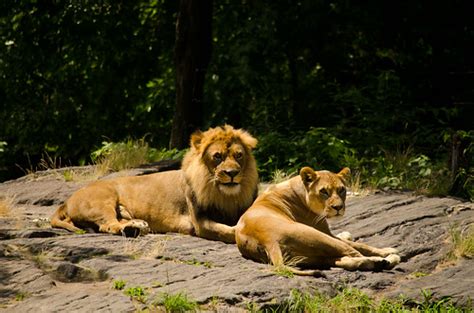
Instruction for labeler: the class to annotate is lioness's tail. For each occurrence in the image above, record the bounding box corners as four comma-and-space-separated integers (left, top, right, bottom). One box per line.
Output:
50, 204, 82, 233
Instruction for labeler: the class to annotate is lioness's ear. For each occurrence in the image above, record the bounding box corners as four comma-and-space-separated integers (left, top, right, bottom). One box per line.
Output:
338, 167, 351, 181
238, 131, 258, 150
300, 167, 318, 185
190, 130, 203, 150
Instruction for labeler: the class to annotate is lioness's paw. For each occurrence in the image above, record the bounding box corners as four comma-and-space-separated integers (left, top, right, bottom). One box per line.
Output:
336, 231, 353, 241
384, 254, 401, 269
378, 247, 399, 257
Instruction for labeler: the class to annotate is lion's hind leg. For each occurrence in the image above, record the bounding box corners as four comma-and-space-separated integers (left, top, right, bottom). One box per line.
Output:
98, 217, 150, 238
50, 204, 83, 233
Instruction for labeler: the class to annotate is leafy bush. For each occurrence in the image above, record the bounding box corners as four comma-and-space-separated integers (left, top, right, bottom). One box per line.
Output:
255, 127, 357, 181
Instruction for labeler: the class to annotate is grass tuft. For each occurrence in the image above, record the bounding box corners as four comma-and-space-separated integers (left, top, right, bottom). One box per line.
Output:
0, 194, 15, 217
124, 286, 147, 303
153, 292, 198, 313
112, 279, 126, 290
262, 288, 469, 312
91, 138, 185, 175
446, 224, 474, 261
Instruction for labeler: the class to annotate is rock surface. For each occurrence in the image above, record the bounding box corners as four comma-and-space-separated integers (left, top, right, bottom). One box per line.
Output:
0, 167, 473, 312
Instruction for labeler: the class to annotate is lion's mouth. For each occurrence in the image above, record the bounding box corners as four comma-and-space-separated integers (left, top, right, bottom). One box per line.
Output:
222, 182, 239, 187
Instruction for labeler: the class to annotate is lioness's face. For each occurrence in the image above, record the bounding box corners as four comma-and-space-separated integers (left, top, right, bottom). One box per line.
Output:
204, 140, 249, 194
300, 167, 350, 219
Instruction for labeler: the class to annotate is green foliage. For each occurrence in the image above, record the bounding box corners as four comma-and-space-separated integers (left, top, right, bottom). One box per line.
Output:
446, 224, 474, 261
255, 128, 357, 181
153, 292, 198, 313
124, 286, 147, 303
0, 1, 472, 200
112, 279, 126, 291
91, 138, 185, 173
260, 288, 469, 312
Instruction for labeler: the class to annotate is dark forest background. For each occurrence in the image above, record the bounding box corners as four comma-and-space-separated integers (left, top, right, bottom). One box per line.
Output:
0, 1, 472, 199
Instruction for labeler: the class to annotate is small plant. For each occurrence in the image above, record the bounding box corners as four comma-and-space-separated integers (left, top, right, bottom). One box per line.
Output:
112, 279, 126, 290
270, 169, 294, 184
62, 170, 75, 182
124, 286, 147, 303
74, 229, 87, 235
0, 194, 15, 217
183, 258, 213, 268
15, 291, 29, 301
446, 224, 474, 261
409, 271, 429, 279
154, 292, 198, 313
272, 264, 295, 278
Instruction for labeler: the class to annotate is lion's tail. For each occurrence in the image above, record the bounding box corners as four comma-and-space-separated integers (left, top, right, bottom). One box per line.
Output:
50, 203, 82, 233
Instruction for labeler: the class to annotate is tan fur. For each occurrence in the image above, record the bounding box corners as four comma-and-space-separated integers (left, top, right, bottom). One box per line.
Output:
51, 125, 258, 243
235, 167, 400, 275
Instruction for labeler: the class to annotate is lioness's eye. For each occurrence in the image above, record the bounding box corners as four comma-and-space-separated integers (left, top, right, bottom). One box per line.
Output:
213, 152, 222, 162
319, 188, 329, 197
339, 188, 346, 197
235, 152, 243, 160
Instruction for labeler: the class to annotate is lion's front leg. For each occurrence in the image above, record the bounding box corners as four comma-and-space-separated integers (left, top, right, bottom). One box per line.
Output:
193, 218, 236, 243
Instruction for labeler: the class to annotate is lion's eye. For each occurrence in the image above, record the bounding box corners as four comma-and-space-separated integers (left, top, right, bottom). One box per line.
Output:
235, 152, 243, 160
213, 152, 222, 162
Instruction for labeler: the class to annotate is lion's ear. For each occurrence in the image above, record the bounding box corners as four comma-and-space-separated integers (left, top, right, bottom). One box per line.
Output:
338, 167, 351, 181
190, 130, 203, 150
239, 131, 258, 150
300, 167, 318, 185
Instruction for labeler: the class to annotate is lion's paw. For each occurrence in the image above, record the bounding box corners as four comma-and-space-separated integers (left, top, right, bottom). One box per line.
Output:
122, 219, 150, 238
336, 231, 353, 241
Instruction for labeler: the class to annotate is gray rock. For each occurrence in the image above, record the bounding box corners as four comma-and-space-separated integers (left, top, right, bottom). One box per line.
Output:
1, 170, 473, 311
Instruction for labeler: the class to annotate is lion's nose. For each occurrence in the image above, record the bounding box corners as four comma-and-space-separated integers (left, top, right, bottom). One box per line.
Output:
224, 169, 239, 178
331, 204, 344, 212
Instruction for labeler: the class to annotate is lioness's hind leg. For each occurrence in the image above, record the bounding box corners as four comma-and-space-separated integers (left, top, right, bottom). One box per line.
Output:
340, 238, 399, 257
335, 254, 400, 271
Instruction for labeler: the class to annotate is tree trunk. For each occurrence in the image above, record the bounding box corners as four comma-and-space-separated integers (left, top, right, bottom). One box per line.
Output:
170, 0, 213, 149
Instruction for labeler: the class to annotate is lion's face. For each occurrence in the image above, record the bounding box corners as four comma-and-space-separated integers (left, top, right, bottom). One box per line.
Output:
300, 167, 350, 219
183, 125, 258, 197
203, 140, 249, 194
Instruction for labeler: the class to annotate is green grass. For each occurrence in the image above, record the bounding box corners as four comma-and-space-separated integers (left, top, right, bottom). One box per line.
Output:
153, 292, 198, 312
272, 264, 295, 278
124, 286, 147, 303
446, 224, 474, 261
183, 258, 213, 268
15, 291, 29, 301
112, 279, 126, 290
91, 138, 185, 174
255, 288, 471, 312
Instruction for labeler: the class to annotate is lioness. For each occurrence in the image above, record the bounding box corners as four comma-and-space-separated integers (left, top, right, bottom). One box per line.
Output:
235, 167, 400, 275
51, 125, 259, 243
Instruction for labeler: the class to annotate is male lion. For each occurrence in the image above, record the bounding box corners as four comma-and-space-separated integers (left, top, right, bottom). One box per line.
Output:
51, 125, 259, 243
235, 167, 400, 275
